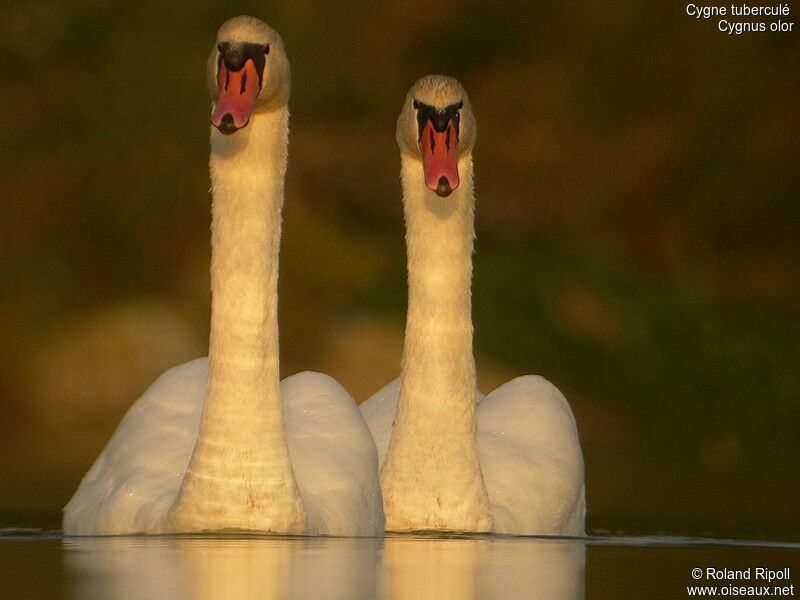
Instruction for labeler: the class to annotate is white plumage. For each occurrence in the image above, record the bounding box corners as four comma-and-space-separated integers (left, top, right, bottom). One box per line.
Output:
65, 360, 383, 536
360, 75, 585, 535
362, 375, 584, 535
63, 17, 383, 536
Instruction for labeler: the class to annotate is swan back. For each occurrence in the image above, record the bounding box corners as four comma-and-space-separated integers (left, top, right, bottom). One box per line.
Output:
478, 375, 586, 535
282, 372, 385, 536
63, 359, 208, 534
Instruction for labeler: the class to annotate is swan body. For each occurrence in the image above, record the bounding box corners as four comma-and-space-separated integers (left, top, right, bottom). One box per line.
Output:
64, 17, 383, 536
65, 360, 383, 535
359, 76, 584, 535
362, 376, 584, 535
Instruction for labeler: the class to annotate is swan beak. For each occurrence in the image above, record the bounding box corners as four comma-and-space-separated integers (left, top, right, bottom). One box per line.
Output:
211, 58, 261, 135
420, 119, 460, 197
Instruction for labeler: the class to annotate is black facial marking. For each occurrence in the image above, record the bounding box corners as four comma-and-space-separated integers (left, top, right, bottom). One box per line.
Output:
217, 41, 268, 86
414, 100, 462, 140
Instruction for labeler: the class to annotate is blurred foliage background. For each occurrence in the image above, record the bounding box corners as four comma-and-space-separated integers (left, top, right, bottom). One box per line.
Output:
0, 1, 797, 538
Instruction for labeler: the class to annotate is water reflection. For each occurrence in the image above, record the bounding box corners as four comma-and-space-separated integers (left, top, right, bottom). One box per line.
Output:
381, 536, 584, 600
63, 534, 585, 599
478, 538, 585, 599
64, 536, 380, 600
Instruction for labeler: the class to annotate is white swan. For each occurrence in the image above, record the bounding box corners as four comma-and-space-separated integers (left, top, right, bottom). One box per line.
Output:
63, 16, 383, 536
360, 75, 585, 535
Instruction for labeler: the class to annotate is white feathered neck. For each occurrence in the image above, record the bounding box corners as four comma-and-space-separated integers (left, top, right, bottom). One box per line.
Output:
379, 153, 493, 532
169, 108, 308, 532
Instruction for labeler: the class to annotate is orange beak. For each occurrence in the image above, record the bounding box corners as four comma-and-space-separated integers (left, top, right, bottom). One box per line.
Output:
211, 58, 261, 134
420, 119, 459, 197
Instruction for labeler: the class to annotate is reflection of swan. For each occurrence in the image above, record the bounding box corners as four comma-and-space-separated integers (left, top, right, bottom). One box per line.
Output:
380, 537, 483, 600
476, 538, 585, 600
63, 16, 382, 536
360, 76, 585, 535
63, 536, 381, 600
379, 536, 584, 600
63, 536, 581, 600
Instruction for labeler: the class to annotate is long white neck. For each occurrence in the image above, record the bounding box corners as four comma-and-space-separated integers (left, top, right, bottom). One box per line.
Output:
380, 153, 493, 532
170, 108, 307, 533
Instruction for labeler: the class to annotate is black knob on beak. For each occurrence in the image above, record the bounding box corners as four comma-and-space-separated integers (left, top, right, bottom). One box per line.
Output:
218, 113, 237, 135
435, 176, 453, 197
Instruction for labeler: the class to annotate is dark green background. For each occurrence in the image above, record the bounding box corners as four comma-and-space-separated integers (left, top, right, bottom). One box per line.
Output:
1, 1, 798, 537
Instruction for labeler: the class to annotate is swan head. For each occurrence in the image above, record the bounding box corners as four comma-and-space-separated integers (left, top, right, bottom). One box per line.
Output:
208, 16, 290, 135
397, 75, 476, 197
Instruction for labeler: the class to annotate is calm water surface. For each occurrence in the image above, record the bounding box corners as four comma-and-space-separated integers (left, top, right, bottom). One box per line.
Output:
1, 530, 798, 599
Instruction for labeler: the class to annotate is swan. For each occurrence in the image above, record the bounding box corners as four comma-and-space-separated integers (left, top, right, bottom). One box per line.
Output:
359, 75, 585, 535
63, 16, 383, 536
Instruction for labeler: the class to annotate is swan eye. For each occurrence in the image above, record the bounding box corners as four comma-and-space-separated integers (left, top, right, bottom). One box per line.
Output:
263, 44, 270, 55
413, 100, 419, 110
